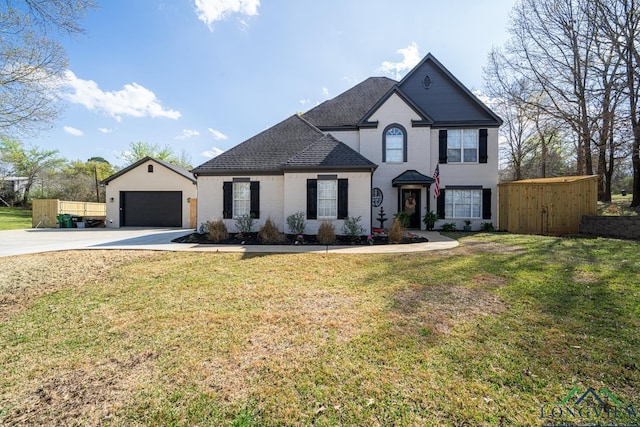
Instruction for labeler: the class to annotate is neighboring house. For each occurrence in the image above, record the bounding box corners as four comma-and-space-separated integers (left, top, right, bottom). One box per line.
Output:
192, 53, 502, 233
103, 157, 197, 228
0, 176, 29, 198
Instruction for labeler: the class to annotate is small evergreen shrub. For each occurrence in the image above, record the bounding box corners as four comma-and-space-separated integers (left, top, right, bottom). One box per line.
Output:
317, 221, 336, 245
235, 214, 255, 234
341, 216, 365, 241
481, 221, 495, 231
258, 217, 285, 243
388, 218, 405, 243
441, 222, 457, 231
286, 211, 306, 235
206, 219, 228, 242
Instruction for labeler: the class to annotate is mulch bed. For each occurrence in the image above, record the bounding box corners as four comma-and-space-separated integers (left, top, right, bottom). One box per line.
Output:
172, 232, 428, 246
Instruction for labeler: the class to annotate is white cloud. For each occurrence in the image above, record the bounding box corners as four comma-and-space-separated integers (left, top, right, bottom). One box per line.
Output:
299, 98, 311, 105
379, 42, 421, 80
176, 129, 201, 140
194, 0, 260, 30
202, 146, 225, 158
98, 127, 113, 134
322, 87, 330, 97
64, 126, 83, 136
63, 70, 181, 122
208, 128, 228, 140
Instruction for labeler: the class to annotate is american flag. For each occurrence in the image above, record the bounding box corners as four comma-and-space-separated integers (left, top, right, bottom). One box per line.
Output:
433, 165, 440, 198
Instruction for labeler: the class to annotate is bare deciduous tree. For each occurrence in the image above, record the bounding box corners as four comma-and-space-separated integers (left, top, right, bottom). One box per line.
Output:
0, 0, 95, 137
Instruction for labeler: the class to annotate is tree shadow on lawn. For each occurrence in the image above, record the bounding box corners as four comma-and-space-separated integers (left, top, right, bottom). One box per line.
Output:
358, 236, 639, 419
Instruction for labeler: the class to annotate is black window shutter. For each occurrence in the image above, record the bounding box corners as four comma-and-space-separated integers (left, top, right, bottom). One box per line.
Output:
479, 129, 488, 163
403, 135, 408, 163
222, 182, 232, 219
250, 181, 260, 219
437, 189, 446, 219
382, 134, 386, 163
439, 130, 448, 164
482, 188, 492, 219
307, 179, 317, 219
337, 179, 348, 219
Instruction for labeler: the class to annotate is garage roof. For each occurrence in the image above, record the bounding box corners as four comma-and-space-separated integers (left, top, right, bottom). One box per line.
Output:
102, 157, 196, 185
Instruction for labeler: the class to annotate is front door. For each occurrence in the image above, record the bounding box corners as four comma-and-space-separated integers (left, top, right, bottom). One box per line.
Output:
402, 189, 421, 228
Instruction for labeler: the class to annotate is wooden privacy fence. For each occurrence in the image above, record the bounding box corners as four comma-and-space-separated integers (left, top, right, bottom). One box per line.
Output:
498, 175, 597, 235
32, 199, 107, 228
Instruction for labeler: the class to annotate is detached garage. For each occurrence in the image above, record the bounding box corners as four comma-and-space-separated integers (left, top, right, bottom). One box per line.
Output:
103, 157, 197, 228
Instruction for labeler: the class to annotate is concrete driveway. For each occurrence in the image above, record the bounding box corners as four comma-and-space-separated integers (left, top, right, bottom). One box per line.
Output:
0, 228, 458, 257
0, 228, 194, 257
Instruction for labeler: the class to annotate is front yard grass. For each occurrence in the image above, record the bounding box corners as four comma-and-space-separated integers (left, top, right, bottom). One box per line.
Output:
0, 207, 31, 230
0, 234, 638, 425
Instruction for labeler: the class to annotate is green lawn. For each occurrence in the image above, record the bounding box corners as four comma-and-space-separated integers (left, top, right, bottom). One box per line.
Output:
0, 207, 31, 230
0, 234, 639, 426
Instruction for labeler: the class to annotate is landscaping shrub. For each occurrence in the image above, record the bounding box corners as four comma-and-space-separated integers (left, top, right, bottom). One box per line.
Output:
317, 221, 336, 245
388, 218, 405, 243
441, 222, 457, 231
481, 221, 495, 231
286, 211, 306, 235
235, 214, 255, 234
341, 216, 365, 241
258, 217, 285, 243
205, 219, 228, 242
422, 210, 438, 231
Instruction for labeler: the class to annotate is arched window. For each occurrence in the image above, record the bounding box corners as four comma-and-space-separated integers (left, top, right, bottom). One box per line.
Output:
383, 125, 406, 162
147, 164, 154, 173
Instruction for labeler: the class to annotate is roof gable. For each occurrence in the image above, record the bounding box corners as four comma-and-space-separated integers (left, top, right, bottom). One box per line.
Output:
358, 86, 435, 127
302, 77, 397, 129
102, 156, 196, 185
398, 53, 502, 126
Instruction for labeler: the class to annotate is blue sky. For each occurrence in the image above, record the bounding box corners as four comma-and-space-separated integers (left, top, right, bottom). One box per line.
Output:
33, 0, 517, 168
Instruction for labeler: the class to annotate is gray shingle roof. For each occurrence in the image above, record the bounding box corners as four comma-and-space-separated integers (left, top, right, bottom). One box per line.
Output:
284, 134, 376, 170
102, 156, 196, 184
191, 115, 375, 175
302, 77, 397, 129
391, 169, 435, 187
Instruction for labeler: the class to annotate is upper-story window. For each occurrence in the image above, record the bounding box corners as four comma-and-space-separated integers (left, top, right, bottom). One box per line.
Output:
147, 164, 154, 173
447, 129, 478, 163
383, 124, 407, 163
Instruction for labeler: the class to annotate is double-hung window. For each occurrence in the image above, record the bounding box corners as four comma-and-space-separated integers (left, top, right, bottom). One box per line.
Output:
446, 129, 478, 163
317, 180, 337, 218
233, 182, 251, 217
445, 189, 482, 219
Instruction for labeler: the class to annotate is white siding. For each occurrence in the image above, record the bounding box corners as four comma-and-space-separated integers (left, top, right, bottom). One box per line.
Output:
429, 127, 499, 229
196, 175, 285, 233
105, 160, 196, 228
284, 171, 372, 234
358, 93, 433, 229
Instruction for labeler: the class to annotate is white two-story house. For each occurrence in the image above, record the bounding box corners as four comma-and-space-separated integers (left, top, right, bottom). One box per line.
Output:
193, 53, 502, 233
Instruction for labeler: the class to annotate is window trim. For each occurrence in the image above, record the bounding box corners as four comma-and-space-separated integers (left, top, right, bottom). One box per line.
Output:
382, 124, 407, 163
